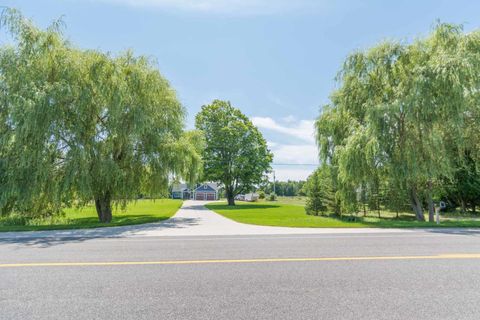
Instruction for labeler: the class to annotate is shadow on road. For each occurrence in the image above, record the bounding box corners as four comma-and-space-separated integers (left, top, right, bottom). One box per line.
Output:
422, 228, 480, 236
0, 216, 201, 248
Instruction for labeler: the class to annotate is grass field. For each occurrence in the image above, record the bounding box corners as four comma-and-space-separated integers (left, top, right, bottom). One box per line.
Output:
0, 199, 182, 232
207, 201, 480, 228
267, 196, 307, 206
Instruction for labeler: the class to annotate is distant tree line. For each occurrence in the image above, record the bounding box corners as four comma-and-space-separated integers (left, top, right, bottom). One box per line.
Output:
306, 23, 480, 221
261, 180, 306, 197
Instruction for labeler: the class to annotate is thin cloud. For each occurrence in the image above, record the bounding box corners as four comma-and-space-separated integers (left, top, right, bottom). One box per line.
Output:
270, 144, 318, 165
270, 167, 314, 181
251, 116, 315, 143
95, 0, 321, 14
257, 117, 318, 180
267, 144, 318, 180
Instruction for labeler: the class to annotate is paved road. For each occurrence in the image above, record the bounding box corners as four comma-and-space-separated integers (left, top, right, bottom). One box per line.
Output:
3, 229, 480, 319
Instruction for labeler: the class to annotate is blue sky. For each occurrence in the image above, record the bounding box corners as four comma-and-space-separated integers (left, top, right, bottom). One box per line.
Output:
3, 0, 480, 180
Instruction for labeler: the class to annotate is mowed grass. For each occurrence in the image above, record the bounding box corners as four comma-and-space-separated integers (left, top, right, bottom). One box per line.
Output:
207, 201, 480, 228
267, 196, 307, 206
0, 199, 182, 232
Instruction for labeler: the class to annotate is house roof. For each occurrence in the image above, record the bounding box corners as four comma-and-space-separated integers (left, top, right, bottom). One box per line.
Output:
172, 183, 189, 192
172, 182, 220, 192
194, 183, 219, 192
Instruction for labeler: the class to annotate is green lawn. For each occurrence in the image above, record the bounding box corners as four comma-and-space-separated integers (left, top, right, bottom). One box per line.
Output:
266, 196, 307, 206
0, 199, 182, 232
207, 201, 480, 228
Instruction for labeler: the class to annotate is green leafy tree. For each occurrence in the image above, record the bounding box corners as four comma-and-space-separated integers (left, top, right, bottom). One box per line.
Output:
316, 23, 480, 221
0, 9, 202, 222
195, 100, 272, 205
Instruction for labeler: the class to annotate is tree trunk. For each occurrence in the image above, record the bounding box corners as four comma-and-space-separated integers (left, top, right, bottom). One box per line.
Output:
460, 198, 466, 213
376, 183, 381, 218
95, 192, 112, 223
427, 181, 434, 223
472, 204, 477, 215
377, 198, 381, 218
226, 189, 235, 206
334, 198, 341, 217
227, 195, 235, 206
410, 187, 425, 221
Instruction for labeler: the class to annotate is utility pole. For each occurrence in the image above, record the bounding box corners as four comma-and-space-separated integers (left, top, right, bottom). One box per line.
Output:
273, 170, 276, 195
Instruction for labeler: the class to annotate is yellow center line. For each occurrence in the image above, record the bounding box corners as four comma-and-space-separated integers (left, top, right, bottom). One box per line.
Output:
2, 253, 480, 268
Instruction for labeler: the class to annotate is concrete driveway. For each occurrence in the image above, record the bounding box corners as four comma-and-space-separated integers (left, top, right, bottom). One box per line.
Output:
156, 200, 410, 236
0, 200, 464, 239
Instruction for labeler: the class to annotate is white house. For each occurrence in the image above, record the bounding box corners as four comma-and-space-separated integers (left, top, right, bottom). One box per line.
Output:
235, 193, 259, 202
244, 193, 259, 202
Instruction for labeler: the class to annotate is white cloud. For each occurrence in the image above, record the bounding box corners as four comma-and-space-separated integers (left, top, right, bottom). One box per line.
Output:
271, 144, 318, 165
251, 116, 315, 143
96, 0, 320, 14
268, 144, 318, 180
254, 116, 318, 180
271, 167, 314, 181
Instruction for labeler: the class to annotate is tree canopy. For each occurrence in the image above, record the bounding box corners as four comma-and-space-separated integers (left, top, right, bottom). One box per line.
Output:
195, 100, 272, 205
315, 23, 480, 221
0, 9, 202, 222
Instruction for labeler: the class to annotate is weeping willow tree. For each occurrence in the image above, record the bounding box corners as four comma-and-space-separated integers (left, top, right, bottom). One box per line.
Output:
0, 9, 203, 222
316, 23, 480, 221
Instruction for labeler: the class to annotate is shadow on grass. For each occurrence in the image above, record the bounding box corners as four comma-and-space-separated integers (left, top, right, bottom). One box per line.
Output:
323, 213, 480, 233
0, 214, 175, 232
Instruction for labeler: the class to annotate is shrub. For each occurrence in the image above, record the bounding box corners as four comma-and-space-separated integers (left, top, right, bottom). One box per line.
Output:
268, 193, 277, 201
258, 190, 265, 199
0, 214, 29, 226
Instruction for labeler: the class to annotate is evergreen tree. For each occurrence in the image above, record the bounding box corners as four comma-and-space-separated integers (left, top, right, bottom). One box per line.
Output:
305, 168, 327, 216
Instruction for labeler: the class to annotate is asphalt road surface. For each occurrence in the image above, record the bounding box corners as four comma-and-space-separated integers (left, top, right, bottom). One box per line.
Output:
2, 230, 480, 319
